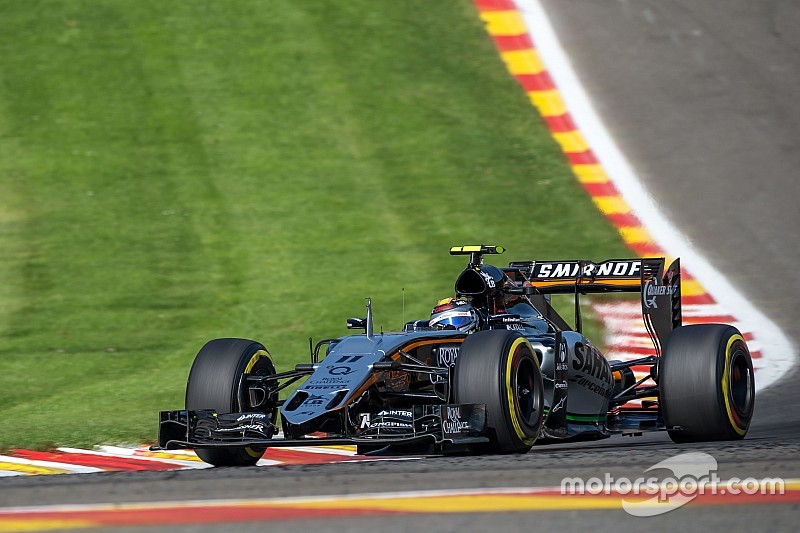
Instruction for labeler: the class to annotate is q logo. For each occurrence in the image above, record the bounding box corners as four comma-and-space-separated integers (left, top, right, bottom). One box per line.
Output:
328, 366, 356, 376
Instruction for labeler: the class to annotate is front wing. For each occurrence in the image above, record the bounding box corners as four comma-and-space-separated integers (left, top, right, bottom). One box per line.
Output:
154, 403, 489, 453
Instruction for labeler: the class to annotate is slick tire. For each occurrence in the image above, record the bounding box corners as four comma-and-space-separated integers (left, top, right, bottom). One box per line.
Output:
660, 324, 755, 443
186, 338, 277, 466
453, 330, 544, 453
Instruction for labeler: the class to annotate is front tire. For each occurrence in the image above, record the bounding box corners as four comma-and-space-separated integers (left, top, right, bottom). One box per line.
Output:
186, 338, 277, 466
453, 330, 544, 453
660, 324, 755, 442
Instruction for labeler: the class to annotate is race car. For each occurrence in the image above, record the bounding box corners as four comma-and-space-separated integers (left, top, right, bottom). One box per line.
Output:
155, 245, 756, 466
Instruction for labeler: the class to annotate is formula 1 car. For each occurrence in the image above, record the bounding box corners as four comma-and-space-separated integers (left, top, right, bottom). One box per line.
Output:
155, 245, 755, 466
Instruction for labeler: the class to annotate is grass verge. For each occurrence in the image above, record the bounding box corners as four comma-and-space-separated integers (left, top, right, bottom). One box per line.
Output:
0, 0, 629, 449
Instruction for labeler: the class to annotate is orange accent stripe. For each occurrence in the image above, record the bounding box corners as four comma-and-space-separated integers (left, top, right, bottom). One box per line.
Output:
532, 279, 639, 289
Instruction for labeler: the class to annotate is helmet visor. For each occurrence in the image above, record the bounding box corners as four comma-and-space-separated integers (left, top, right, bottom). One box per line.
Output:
430, 310, 474, 330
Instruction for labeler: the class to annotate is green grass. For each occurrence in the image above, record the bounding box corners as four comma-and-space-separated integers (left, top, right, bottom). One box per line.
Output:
0, 0, 629, 449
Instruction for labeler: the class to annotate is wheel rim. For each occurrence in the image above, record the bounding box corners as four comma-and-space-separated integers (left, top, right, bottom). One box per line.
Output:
238, 352, 277, 412
728, 344, 754, 419
239, 351, 278, 454
513, 352, 541, 430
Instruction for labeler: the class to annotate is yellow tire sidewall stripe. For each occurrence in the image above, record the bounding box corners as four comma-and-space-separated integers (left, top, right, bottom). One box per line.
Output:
505, 337, 538, 446
721, 334, 748, 436
244, 348, 270, 374
244, 348, 272, 457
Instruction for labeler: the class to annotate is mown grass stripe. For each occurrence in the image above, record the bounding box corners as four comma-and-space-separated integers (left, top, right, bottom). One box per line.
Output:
0, 1, 632, 449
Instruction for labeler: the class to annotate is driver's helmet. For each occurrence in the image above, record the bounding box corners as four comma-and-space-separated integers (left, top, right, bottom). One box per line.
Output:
429, 297, 480, 333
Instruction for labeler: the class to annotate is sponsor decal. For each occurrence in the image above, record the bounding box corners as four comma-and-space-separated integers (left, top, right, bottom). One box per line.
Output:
303, 376, 351, 390
235, 413, 267, 422
359, 413, 371, 429
478, 270, 496, 288
328, 366, 356, 376
377, 409, 413, 418
645, 280, 677, 296
534, 260, 641, 279
555, 339, 569, 372
554, 381, 568, 390
369, 421, 413, 429
320, 377, 347, 383
358, 410, 414, 431
551, 396, 566, 413
237, 424, 267, 431
572, 343, 612, 384
435, 345, 460, 367
643, 279, 677, 309
575, 376, 613, 397
214, 424, 267, 433
442, 405, 470, 435
302, 394, 326, 406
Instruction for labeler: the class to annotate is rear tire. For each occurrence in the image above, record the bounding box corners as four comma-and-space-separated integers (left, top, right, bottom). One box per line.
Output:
186, 338, 277, 466
453, 330, 544, 453
660, 324, 755, 442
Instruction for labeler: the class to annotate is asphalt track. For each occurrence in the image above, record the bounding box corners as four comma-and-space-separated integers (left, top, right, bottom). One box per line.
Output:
536, 0, 800, 432
2, 1, 799, 531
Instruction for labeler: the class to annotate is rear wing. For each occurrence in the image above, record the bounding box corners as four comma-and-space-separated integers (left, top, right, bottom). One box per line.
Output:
506, 258, 682, 356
